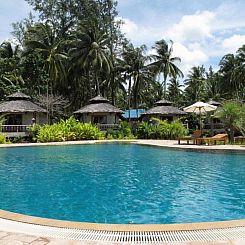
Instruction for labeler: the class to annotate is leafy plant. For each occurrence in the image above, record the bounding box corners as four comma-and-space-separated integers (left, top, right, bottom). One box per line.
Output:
105, 121, 135, 139
0, 133, 8, 144
215, 101, 245, 142
36, 117, 103, 142
137, 119, 187, 139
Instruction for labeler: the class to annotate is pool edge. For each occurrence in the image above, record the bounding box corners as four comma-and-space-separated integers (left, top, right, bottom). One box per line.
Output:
0, 209, 244, 232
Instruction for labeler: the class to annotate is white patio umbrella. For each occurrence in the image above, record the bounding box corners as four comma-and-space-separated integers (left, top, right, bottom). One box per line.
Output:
183, 101, 217, 132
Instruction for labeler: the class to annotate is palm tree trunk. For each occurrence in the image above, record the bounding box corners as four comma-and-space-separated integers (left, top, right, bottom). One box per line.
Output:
163, 76, 167, 98
95, 72, 100, 95
46, 81, 49, 124
128, 76, 132, 122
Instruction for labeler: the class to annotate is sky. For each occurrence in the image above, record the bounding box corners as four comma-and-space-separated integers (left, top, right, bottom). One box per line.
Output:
1, 0, 245, 76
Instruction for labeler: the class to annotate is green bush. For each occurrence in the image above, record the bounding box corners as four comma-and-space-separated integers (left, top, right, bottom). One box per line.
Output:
36, 117, 104, 142
0, 133, 8, 144
105, 121, 135, 139
137, 119, 187, 139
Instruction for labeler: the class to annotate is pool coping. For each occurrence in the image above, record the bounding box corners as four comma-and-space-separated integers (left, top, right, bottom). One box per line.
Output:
0, 209, 245, 232
0, 139, 244, 237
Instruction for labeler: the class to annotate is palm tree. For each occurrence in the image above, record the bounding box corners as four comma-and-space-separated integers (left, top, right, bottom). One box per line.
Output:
218, 54, 238, 99
119, 44, 152, 119
25, 22, 68, 88
233, 45, 245, 100
204, 66, 221, 100
25, 22, 68, 123
184, 66, 206, 103
0, 41, 21, 59
0, 41, 24, 93
167, 77, 183, 106
149, 39, 183, 97
68, 25, 111, 96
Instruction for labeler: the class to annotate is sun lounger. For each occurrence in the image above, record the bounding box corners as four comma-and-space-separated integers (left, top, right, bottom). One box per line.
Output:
196, 134, 228, 145
177, 130, 202, 144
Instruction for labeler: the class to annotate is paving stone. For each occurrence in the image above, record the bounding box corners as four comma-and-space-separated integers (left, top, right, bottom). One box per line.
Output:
230, 239, 245, 245
0, 240, 24, 245
30, 237, 51, 244
0, 231, 9, 239
1, 234, 38, 243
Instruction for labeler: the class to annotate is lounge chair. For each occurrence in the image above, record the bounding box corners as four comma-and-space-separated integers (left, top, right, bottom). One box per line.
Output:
177, 130, 202, 145
196, 134, 228, 145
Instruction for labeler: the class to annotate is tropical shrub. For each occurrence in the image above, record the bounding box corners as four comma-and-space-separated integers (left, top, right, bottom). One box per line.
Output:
215, 101, 245, 142
0, 133, 7, 144
137, 119, 187, 139
105, 121, 135, 139
36, 117, 104, 142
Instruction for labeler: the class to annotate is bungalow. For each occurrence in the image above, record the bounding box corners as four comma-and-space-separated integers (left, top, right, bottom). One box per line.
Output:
140, 99, 186, 122
0, 92, 47, 137
74, 95, 123, 130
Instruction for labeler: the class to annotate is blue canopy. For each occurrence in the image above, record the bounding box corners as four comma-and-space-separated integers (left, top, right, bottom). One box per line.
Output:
123, 109, 146, 119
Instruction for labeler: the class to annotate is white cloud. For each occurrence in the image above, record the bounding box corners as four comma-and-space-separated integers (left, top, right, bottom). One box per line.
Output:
118, 17, 138, 37
166, 11, 215, 43
172, 42, 209, 76
222, 34, 245, 53
118, 1, 245, 76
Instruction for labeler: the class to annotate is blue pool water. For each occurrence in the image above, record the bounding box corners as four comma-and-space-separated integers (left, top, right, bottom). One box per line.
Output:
0, 143, 244, 224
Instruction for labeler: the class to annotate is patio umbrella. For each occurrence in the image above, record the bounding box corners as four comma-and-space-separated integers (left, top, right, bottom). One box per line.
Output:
183, 101, 217, 133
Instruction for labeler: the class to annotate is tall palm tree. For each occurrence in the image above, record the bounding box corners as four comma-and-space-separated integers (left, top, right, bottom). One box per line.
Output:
184, 66, 206, 103
120, 44, 152, 118
167, 77, 183, 106
0, 41, 24, 92
0, 41, 21, 59
233, 45, 245, 100
204, 66, 221, 100
149, 39, 183, 97
218, 53, 238, 99
68, 25, 111, 96
25, 22, 68, 87
25, 22, 68, 123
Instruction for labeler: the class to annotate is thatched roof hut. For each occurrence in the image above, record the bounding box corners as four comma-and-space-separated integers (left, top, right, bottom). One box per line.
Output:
0, 92, 47, 126
0, 92, 47, 113
207, 99, 221, 107
74, 95, 123, 125
74, 95, 123, 114
141, 99, 186, 121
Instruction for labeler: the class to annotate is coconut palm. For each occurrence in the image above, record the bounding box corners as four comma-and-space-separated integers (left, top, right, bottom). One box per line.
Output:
68, 25, 111, 96
232, 45, 245, 100
0, 41, 21, 59
218, 54, 238, 99
25, 22, 68, 123
0, 41, 24, 93
204, 66, 221, 101
119, 44, 152, 118
184, 66, 206, 103
167, 77, 183, 106
149, 39, 183, 97
25, 22, 68, 89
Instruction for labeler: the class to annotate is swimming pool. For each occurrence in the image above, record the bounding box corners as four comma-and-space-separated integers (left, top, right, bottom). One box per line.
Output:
0, 143, 244, 224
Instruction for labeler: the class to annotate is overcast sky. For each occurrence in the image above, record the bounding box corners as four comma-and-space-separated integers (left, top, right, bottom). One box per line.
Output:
1, 0, 245, 75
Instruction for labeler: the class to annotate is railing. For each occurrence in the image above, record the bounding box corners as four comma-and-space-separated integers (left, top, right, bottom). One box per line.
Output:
203, 123, 224, 129
0, 125, 31, 133
96, 124, 119, 131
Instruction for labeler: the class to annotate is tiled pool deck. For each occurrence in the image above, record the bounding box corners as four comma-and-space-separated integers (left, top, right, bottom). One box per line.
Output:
0, 140, 244, 244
